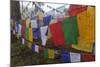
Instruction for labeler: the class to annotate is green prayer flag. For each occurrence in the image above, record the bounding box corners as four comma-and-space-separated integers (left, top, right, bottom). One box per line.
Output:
44, 48, 48, 59
25, 27, 29, 46
61, 16, 79, 45
25, 27, 29, 40
70, 16, 79, 44
70, 16, 79, 36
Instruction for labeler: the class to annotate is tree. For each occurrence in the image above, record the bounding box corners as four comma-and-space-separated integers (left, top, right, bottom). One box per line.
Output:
10, 0, 21, 21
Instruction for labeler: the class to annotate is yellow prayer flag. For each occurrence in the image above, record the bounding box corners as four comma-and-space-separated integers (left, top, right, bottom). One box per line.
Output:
37, 11, 44, 20
48, 49, 55, 59
72, 41, 93, 52
28, 28, 33, 48
26, 18, 30, 28
77, 6, 95, 43
72, 6, 95, 52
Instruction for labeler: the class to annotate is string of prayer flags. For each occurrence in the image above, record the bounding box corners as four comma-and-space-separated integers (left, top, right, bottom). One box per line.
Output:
32, 28, 40, 40
68, 5, 87, 16
48, 49, 55, 59
61, 16, 79, 45
15, 32, 95, 61
76, 6, 95, 43
70, 52, 81, 63
43, 15, 52, 26
13, 5, 95, 64
40, 26, 48, 46
49, 22, 65, 47
81, 54, 95, 62
26, 17, 30, 28
61, 51, 70, 63
28, 27, 33, 48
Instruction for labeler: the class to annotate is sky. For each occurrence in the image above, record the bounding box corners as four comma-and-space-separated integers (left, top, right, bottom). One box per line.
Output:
20, 1, 70, 13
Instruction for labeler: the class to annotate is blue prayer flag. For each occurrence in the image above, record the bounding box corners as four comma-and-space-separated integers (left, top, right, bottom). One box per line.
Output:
43, 15, 52, 26
32, 28, 40, 40
61, 51, 70, 63
32, 44, 35, 52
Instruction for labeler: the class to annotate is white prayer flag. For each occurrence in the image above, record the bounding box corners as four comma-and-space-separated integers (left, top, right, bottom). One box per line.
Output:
30, 19, 38, 28
18, 24, 21, 36
70, 52, 81, 63
22, 38, 25, 45
40, 26, 48, 46
35, 45, 39, 53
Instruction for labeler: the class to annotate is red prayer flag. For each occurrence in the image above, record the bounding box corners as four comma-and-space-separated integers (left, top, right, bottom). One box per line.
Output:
81, 54, 95, 62
21, 21, 26, 38
49, 21, 65, 47
68, 5, 87, 16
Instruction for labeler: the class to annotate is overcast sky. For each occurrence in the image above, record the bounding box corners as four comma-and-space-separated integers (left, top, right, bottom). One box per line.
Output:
20, 2, 70, 13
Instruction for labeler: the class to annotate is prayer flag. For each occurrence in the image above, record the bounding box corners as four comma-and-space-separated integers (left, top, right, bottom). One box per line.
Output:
48, 49, 55, 59
40, 26, 48, 46
70, 52, 81, 62
50, 22, 65, 47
